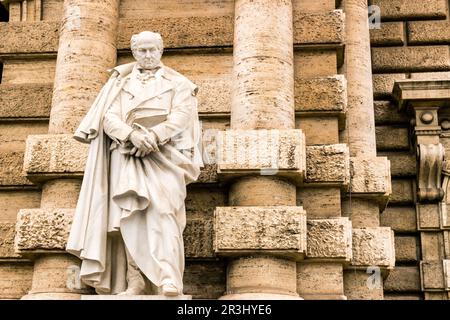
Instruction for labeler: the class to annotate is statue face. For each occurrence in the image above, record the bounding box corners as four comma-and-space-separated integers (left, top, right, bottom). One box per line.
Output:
132, 41, 163, 70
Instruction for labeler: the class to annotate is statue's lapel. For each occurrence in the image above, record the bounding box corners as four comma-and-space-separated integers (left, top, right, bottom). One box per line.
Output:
124, 76, 174, 111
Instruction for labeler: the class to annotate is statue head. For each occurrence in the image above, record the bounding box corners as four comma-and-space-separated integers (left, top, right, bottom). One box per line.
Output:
131, 31, 164, 70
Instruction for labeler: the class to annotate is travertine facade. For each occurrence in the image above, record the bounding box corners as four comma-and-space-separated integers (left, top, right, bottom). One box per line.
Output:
1, 0, 450, 300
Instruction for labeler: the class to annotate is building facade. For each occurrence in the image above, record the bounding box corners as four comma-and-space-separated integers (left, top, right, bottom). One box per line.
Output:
0, 0, 449, 300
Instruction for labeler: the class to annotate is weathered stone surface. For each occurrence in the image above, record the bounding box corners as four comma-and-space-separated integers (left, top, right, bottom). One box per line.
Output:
184, 261, 226, 299
376, 126, 409, 151
15, 208, 74, 252
294, 50, 337, 78
297, 187, 341, 219
417, 204, 441, 230
0, 84, 52, 118
409, 21, 450, 45
297, 117, 339, 145
390, 179, 415, 205
370, 22, 404, 46
216, 129, 306, 185
371, 0, 447, 20
305, 144, 350, 186
295, 75, 347, 114
351, 227, 395, 268
381, 152, 416, 177
372, 46, 450, 73
306, 218, 352, 261
0, 21, 59, 54
384, 266, 421, 292
343, 270, 384, 300
410, 71, 450, 80
384, 294, 422, 300
23, 134, 88, 181
194, 77, 231, 114
293, 10, 345, 45
374, 101, 410, 125
0, 263, 33, 299
350, 156, 392, 197
380, 207, 417, 233
0, 190, 41, 222
214, 206, 307, 259
373, 74, 406, 99
118, 16, 234, 49
395, 236, 419, 262
420, 261, 447, 290
184, 218, 214, 259
0, 222, 19, 258
297, 262, 345, 298
1, 59, 56, 85
0, 150, 33, 186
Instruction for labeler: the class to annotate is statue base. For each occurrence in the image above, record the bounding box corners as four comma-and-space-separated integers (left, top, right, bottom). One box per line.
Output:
81, 295, 192, 300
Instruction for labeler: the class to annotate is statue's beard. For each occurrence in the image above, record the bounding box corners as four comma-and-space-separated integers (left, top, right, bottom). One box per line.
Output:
138, 57, 160, 70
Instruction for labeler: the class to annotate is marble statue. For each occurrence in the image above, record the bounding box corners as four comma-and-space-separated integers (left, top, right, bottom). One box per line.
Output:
66, 31, 204, 297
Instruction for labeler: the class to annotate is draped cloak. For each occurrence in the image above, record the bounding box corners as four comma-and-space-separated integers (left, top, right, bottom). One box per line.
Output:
66, 62, 204, 294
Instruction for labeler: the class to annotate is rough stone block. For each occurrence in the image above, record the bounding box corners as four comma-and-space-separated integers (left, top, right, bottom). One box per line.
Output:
372, 46, 450, 73
293, 10, 345, 45
370, 22, 404, 46
297, 117, 339, 145
390, 179, 414, 205
0, 21, 59, 54
0, 222, 19, 258
297, 262, 344, 298
23, 134, 89, 182
376, 126, 409, 151
295, 75, 347, 114
118, 16, 234, 49
0, 150, 33, 186
351, 227, 395, 268
306, 218, 352, 261
2, 59, 56, 85
214, 206, 307, 260
297, 187, 341, 219
184, 218, 214, 259
216, 129, 306, 185
350, 156, 392, 199
420, 261, 446, 291
395, 236, 419, 262
305, 144, 350, 187
421, 232, 446, 261
373, 74, 406, 99
409, 21, 450, 45
381, 152, 416, 177
194, 77, 231, 114
0, 84, 52, 118
0, 263, 33, 299
15, 208, 74, 252
380, 207, 417, 233
294, 50, 337, 78
384, 266, 421, 292
371, 0, 447, 20
374, 101, 410, 125
417, 204, 442, 230
0, 190, 41, 222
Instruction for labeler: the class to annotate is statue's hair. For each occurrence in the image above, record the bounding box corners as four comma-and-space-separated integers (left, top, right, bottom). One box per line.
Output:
130, 31, 164, 52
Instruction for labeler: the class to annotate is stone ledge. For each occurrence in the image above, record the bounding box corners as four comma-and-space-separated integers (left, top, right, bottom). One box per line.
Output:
216, 129, 306, 185
213, 206, 307, 260
23, 134, 88, 182
293, 10, 345, 46
0, 21, 60, 54
305, 144, 350, 187
0, 84, 52, 118
15, 208, 74, 253
350, 227, 395, 269
306, 218, 352, 262
350, 156, 392, 207
371, 0, 448, 21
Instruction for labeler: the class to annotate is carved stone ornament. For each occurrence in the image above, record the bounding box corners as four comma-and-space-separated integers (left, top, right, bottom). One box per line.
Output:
417, 143, 445, 202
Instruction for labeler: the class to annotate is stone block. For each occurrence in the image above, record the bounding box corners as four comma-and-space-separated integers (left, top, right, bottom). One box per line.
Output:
297, 262, 345, 298
306, 218, 352, 261
118, 16, 234, 49
214, 206, 307, 260
0, 150, 33, 186
194, 77, 231, 114
216, 129, 306, 185
184, 260, 226, 299
381, 152, 416, 177
0, 222, 19, 258
374, 101, 410, 125
372, 46, 450, 73
297, 187, 341, 219
380, 207, 417, 233
15, 208, 74, 252
294, 50, 337, 78
390, 179, 414, 205
421, 232, 446, 261
297, 117, 339, 145
351, 227, 395, 268
343, 270, 384, 300
408, 21, 450, 45
293, 10, 345, 45
417, 204, 442, 230
23, 134, 89, 182
0, 84, 52, 118
420, 261, 446, 291
371, 0, 447, 20
384, 266, 421, 292
373, 74, 406, 99
184, 218, 214, 259
0, 190, 41, 222
350, 156, 392, 200
2, 59, 56, 85
295, 75, 347, 115
305, 144, 350, 187
395, 236, 419, 262
370, 22, 404, 46
0, 21, 59, 54
0, 263, 33, 299
375, 126, 409, 151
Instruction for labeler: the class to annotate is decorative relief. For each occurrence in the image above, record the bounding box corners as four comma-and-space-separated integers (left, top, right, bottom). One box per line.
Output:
417, 143, 444, 202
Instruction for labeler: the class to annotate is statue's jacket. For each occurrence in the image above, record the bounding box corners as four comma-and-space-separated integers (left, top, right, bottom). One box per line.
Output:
66, 62, 203, 294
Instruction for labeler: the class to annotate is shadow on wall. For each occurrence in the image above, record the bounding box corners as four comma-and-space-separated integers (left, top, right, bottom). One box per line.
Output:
0, 2, 7, 83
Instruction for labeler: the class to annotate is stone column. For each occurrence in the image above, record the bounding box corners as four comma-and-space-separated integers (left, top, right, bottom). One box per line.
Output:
342, 0, 393, 299
17, 0, 120, 299
215, 0, 306, 300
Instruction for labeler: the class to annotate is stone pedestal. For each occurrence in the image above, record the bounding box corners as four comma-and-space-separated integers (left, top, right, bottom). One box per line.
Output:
81, 295, 192, 300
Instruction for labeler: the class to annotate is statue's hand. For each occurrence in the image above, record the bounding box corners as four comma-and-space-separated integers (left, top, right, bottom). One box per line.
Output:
128, 130, 153, 157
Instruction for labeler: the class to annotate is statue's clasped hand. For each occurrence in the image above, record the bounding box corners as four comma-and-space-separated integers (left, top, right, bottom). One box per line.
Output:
128, 129, 159, 158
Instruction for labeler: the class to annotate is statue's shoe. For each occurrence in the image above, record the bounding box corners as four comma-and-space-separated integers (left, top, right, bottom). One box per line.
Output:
162, 283, 179, 297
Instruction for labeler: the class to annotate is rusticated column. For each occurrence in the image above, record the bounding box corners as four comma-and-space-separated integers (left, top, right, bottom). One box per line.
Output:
18, 0, 119, 299
217, 0, 303, 300
342, 0, 393, 300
